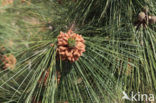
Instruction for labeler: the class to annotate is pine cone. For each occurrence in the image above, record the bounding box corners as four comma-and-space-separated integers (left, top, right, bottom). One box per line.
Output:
138, 12, 146, 21
5, 54, 16, 69
149, 16, 156, 24
2, 0, 14, 6
57, 30, 85, 62
0, 54, 16, 70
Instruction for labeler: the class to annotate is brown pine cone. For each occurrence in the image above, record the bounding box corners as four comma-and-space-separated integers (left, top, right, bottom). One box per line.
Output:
149, 16, 156, 24
138, 12, 146, 22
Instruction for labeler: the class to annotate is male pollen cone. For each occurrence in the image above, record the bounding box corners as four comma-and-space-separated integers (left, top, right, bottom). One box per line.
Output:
2, 0, 14, 6
0, 54, 16, 70
57, 30, 85, 62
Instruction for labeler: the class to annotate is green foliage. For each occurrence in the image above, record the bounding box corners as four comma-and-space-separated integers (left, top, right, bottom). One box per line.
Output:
0, 0, 155, 103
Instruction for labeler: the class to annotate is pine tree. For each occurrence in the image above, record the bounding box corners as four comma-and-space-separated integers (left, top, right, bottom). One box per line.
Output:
0, 0, 155, 103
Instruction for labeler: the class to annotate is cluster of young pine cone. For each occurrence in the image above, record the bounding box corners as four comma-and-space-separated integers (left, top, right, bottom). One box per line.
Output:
138, 6, 156, 24
57, 30, 85, 62
0, 54, 16, 70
